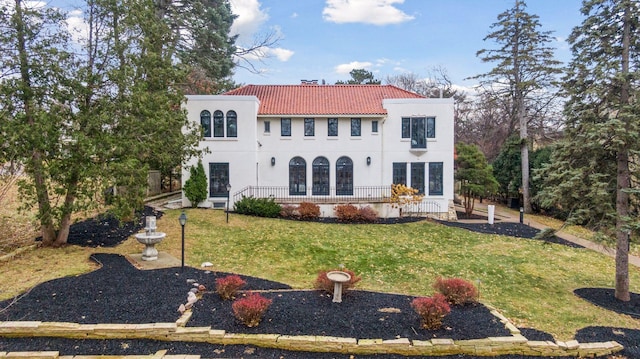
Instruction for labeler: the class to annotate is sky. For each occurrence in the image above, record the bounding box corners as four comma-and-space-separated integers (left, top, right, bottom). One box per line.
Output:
229, 0, 585, 90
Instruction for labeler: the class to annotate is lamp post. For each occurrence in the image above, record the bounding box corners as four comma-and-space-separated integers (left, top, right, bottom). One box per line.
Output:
226, 183, 231, 223
179, 211, 187, 271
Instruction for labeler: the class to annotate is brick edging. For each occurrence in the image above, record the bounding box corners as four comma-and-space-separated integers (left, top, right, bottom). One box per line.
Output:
0, 320, 623, 357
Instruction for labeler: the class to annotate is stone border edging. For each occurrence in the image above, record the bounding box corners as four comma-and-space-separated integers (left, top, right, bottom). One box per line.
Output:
0, 320, 623, 357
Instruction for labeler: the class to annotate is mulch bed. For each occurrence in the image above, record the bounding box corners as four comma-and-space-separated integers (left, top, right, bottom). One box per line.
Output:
1, 207, 638, 358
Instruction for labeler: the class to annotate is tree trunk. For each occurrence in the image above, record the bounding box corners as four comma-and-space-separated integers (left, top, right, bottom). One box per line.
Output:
614, 3, 631, 302
615, 150, 630, 301
14, 0, 56, 245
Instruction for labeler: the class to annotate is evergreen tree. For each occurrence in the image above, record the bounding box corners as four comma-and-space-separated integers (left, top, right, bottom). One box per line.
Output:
472, 0, 562, 214
455, 143, 499, 216
336, 69, 381, 84
183, 160, 208, 207
537, 0, 640, 301
0, 0, 215, 247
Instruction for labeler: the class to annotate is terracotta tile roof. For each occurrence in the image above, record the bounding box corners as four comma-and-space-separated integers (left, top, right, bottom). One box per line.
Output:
224, 84, 425, 116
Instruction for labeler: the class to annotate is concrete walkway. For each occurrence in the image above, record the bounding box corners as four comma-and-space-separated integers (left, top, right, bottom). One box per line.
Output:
458, 201, 640, 268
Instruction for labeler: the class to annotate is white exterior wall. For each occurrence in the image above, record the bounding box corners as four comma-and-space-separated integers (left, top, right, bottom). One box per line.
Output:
182, 94, 455, 217
182, 95, 259, 208
382, 98, 455, 212
255, 116, 384, 188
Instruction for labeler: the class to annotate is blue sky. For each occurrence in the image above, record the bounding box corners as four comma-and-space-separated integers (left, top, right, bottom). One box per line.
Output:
230, 0, 584, 90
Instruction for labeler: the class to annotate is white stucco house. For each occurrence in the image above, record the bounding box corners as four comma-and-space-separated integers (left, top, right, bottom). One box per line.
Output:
181, 83, 456, 219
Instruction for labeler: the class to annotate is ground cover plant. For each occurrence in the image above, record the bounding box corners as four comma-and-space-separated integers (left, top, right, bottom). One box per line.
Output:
1, 208, 640, 342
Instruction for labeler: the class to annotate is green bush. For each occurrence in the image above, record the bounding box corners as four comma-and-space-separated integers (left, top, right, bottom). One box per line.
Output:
183, 160, 208, 207
234, 196, 281, 218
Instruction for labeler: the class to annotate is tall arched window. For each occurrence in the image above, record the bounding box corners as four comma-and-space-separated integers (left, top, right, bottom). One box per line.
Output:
336, 156, 353, 195
312, 157, 330, 195
226, 110, 237, 137
213, 110, 224, 137
289, 157, 306, 195
200, 110, 211, 137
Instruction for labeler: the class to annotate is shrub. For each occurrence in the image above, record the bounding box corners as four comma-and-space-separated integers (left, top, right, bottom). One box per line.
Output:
232, 292, 273, 327
335, 204, 378, 223
298, 202, 320, 220
215, 275, 246, 300
183, 160, 208, 207
335, 204, 359, 222
433, 277, 479, 305
280, 204, 299, 218
411, 293, 451, 330
357, 206, 378, 223
314, 268, 362, 294
234, 196, 281, 218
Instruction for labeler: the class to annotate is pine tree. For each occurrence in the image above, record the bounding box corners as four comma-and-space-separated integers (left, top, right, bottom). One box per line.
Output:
538, 0, 640, 301
455, 143, 499, 216
183, 160, 208, 207
472, 0, 562, 214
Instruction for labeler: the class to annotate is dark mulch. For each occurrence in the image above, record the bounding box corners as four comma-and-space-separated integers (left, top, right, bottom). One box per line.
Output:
576, 326, 640, 358
1, 209, 637, 358
455, 210, 492, 221
574, 288, 640, 319
188, 290, 508, 341
0, 253, 290, 324
438, 221, 585, 248
35, 206, 163, 247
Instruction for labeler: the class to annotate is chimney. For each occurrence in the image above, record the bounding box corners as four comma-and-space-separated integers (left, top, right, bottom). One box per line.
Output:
301, 79, 318, 85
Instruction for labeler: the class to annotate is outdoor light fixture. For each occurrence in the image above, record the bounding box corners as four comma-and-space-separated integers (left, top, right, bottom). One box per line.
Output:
179, 211, 187, 271
366, 156, 371, 166
226, 183, 232, 223
519, 207, 524, 224
271, 157, 276, 166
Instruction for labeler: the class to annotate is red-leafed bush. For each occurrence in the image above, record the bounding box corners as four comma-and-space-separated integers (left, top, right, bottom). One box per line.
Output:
335, 204, 359, 222
357, 206, 378, 223
280, 204, 298, 218
232, 292, 273, 327
335, 204, 378, 223
411, 293, 451, 330
314, 268, 362, 294
298, 202, 320, 220
215, 275, 246, 300
432, 277, 479, 305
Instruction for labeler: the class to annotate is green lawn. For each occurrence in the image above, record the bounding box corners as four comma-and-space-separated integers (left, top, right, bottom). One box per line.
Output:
2, 207, 638, 342
159, 208, 640, 340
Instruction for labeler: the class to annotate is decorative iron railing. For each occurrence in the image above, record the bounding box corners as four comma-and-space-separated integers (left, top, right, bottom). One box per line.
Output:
233, 185, 392, 204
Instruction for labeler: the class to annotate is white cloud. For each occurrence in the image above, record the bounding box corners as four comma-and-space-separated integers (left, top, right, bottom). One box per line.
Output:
237, 46, 294, 62
291, 12, 298, 19
229, 0, 269, 41
554, 36, 570, 50
66, 9, 89, 44
323, 0, 414, 25
269, 47, 294, 61
335, 61, 373, 74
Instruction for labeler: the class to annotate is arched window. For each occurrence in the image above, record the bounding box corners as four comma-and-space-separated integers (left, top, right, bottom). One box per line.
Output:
226, 110, 237, 137
336, 156, 353, 195
200, 110, 211, 137
213, 110, 224, 137
312, 157, 330, 195
289, 157, 306, 195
